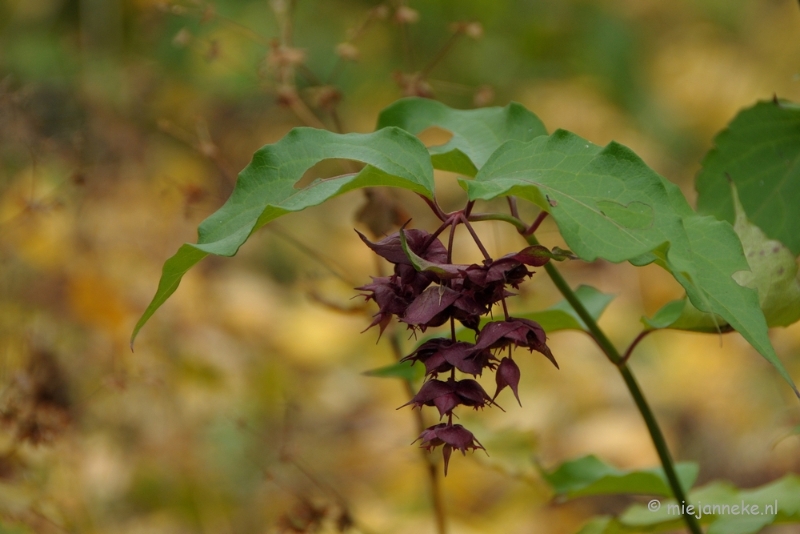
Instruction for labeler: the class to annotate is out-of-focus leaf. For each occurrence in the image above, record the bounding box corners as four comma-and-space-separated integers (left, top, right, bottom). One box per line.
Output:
465, 130, 798, 397
541, 455, 699, 499
615, 475, 800, 533
377, 97, 547, 176
575, 517, 625, 534
447, 285, 613, 343
362, 360, 424, 382
621, 481, 736, 528
132, 128, 434, 345
696, 99, 800, 256
523, 284, 615, 332
643, 299, 726, 333
471, 426, 539, 478
729, 183, 800, 327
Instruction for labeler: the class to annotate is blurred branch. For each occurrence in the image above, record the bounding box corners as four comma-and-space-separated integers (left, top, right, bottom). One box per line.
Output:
619, 329, 655, 366
388, 330, 448, 534
420, 31, 462, 77
156, 118, 236, 185
267, 222, 357, 286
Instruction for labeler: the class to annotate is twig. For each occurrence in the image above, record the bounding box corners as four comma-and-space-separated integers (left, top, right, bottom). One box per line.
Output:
523, 211, 548, 236
619, 330, 654, 366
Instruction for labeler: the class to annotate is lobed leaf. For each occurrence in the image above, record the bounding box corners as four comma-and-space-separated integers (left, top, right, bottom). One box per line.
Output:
377, 97, 547, 176
464, 130, 798, 396
132, 127, 434, 345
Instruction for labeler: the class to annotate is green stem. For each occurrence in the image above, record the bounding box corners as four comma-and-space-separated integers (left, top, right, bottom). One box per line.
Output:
467, 212, 527, 233
525, 235, 703, 534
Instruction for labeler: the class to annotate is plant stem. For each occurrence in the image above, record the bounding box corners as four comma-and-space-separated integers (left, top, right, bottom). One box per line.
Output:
461, 216, 492, 260
620, 329, 654, 366
468, 212, 527, 233
523, 235, 703, 534
523, 211, 549, 236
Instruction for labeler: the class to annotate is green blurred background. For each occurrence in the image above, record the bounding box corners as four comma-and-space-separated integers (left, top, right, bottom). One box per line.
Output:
1, 0, 800, 532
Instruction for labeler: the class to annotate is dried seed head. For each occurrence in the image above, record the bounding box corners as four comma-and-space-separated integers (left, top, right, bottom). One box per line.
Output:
336, 42, 360, 61
394, 6, 420, 24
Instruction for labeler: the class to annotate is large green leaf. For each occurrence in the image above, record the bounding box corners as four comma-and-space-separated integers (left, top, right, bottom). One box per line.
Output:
464, 130, 798, 397
377, 97, 547, 176
542, 455, 698, 499
131, 127, 434, 345
696, 99, 800, 256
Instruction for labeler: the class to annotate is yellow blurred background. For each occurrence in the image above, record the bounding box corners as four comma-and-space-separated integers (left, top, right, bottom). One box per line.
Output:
1, 0, 800, 532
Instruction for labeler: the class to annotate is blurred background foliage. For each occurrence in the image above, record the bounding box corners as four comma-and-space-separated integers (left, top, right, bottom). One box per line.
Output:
1, 0, 800, 532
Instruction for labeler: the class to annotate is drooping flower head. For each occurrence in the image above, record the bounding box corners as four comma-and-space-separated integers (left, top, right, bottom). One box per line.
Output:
357, 222, 562, 475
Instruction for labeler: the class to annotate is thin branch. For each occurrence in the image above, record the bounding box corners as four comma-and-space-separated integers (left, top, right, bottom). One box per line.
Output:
523, 211, 548, 236
420, 31, 462, 77
461, 217, 492, 260
468, 212, 527, 233
447, 220, 456, 264
507, 196, 520, 219
619, 329, 655, 366
418, 194, 448, 221
268, 223, 356, 285
464, 200, 475, 217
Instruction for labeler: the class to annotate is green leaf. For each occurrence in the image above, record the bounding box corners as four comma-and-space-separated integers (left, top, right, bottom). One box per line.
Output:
730, 182, 800, 327
132, 127, 434, 345
643, 298, 727, 333
464, 130, 798, 397
541, 455, 699, 499
470, 425, 540, 478
519, 285, 615, 333
574, 517, 619, 534
362, 360, 424, 382
377, 97, 547, 176
618, 474, 800, 533
696, 99, 800, 256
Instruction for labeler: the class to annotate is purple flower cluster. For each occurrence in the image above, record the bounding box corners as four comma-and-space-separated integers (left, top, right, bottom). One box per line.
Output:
357, 227, 558, 474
